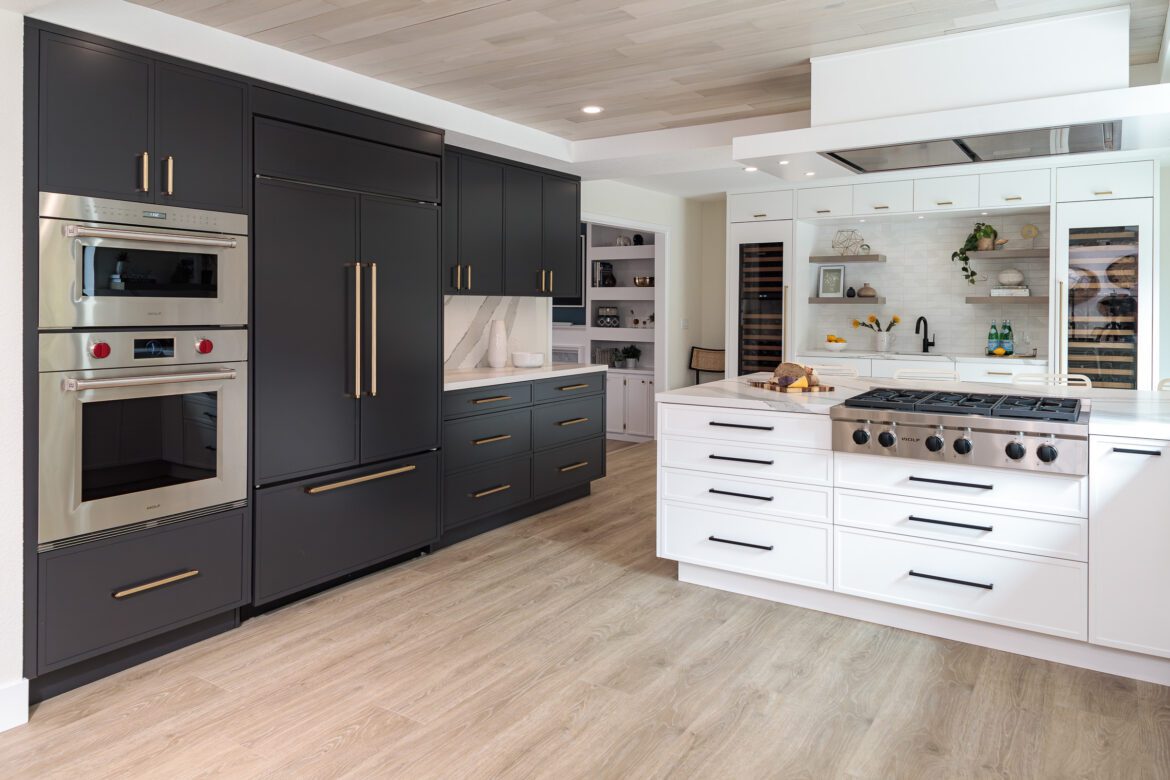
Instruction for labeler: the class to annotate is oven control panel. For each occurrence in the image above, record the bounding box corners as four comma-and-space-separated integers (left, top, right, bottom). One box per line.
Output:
39, 329, 246, 372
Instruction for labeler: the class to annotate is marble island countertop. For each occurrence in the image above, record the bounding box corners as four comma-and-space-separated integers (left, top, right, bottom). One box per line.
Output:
657, 374, 1170, 439
798, 348, 1047, 365
444, 363, 606, 391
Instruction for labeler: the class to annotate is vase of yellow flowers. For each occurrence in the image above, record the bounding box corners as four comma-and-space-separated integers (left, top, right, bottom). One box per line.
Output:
852, 314, 901, 353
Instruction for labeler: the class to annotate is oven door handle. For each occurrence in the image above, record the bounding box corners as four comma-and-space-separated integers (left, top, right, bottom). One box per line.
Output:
62, 368, 237, 392
63, 224, 238, 249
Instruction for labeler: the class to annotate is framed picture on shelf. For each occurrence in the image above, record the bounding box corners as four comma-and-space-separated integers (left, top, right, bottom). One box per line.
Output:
818, 265, 846, 298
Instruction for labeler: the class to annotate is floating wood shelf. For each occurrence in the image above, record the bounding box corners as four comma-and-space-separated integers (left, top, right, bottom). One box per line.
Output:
967, 249, 1050, 261
808, 296, 886, 304
590, 286, 655, 301
809, 254, 886, 264
964, 296, 1049, 304
588, 327, 655, 341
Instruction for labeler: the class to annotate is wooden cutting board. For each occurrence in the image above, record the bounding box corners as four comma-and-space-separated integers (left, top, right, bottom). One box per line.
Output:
748, 380, 836, 394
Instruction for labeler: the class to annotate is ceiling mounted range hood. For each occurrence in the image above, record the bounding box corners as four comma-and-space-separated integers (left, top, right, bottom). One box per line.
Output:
823, 121, 1122, 174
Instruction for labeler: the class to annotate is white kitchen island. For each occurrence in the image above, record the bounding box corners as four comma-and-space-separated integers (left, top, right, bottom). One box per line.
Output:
656, 374, 1170, 684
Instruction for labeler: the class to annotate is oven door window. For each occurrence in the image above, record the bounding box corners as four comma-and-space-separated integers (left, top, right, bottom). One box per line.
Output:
81, 391, 218, 502
81, 245, 218, 298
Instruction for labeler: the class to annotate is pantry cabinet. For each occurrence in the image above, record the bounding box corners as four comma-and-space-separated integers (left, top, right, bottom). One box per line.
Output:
607, 371, 655, 438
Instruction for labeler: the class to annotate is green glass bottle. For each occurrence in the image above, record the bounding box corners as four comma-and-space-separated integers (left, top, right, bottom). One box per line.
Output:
1001, 320, 1014, 356
987, 321, 1000, 355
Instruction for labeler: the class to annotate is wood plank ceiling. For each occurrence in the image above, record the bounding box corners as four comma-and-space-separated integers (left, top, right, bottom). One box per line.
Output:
130, 0, 1168, 140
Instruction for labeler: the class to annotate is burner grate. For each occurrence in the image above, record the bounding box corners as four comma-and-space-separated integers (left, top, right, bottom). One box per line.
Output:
843, 388, 1082, 423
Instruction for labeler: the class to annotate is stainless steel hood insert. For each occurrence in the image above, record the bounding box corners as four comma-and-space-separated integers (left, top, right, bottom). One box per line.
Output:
823, 121, 1121, 173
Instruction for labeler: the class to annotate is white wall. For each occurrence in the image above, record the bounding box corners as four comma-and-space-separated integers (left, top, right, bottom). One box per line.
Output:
699, 199, 727, 350
0, 7, 28, 732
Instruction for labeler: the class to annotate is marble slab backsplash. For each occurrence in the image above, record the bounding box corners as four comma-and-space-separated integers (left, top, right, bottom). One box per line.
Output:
807, 213, 1051, 357
444, 296, 552, 369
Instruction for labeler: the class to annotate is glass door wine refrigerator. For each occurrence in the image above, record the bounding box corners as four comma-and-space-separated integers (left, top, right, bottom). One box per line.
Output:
1055, 198, 1154, 390
727, 220, 792, 376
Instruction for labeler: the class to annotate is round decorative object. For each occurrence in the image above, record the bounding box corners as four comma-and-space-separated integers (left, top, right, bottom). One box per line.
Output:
632, 275, 654, 287
859, 244, 871, 253
824, 341, 847, 352
615, 236, 632, 247
832, 229, 865, 256
1021, 224, 1040, 241
846, 286, 857, 298
857, 282, 877, 298
1107, 255, 1137, 286
997, 268, 1025, 286
632, 234, 644, 245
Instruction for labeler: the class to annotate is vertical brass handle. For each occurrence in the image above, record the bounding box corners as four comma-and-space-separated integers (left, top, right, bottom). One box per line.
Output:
354, 262, 362, 399
455, 264, 462, 291
369, 261, 377, 398
549, 269, 554, 293
467, 263, 472, 291
164, 156, 174, 196
1057, 280, 1066, 371
140, 151, 150, 192
113, 570, 199, 599
539, 269, 546, 292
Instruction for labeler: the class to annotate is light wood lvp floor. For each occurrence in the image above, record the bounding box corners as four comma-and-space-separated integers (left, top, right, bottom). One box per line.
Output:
2, 442, 1168, 778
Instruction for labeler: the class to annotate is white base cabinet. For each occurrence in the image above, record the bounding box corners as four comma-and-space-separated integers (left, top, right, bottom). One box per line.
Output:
607, 370, 654, 438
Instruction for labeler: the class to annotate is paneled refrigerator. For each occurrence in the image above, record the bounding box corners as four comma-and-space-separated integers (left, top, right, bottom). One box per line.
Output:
727, 220, 792, 376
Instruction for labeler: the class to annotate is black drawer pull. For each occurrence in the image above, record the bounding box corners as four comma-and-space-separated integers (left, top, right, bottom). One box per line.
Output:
205, 445, 217, 452
1113, 447, 1162, 456
473, 434, 512, 446
908, 570, 993, 590
113, 569, 200, 599
559, 461, 589, 473
907, 515, 993, 533
909, 476, 993, 490
709, 421, 774, 431
472, 484, 511, 499
709, 488, 773, 502
472, 395, 511, 405
709, 454, 774, 466
708, 535, 773, 551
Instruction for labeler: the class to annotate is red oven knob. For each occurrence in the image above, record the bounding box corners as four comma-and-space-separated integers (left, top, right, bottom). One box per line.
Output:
89, 341, 111, 359
195, 338, 214, 355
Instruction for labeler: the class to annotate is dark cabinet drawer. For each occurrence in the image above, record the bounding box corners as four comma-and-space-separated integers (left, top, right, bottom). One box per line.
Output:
443, 382, 532, 419
444, 456, 532, 530
534, 437, 606, 498
532, 372, 604, 403
38, 509, 247, 672
443, 408, 531, 473
254, 452, 438, 604
532, 395, 605, 450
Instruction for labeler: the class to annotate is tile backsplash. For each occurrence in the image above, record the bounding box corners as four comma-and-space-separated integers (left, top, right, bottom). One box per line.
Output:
806, 213, 1050, 357
444, 296, 552, 368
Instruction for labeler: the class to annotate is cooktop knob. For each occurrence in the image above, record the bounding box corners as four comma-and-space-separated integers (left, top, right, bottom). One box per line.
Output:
953, 438, 973, 455
877, 431, 896, 448
1005, 441, 1027, 460
925, 435, 944, 452
852, 429, 871, 445
1037, 444, 1059, 463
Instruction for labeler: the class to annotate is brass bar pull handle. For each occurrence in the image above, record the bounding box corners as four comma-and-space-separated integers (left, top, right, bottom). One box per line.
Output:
815, 209, 831, 214
936, 201, 953, 206
559, 383, 590, 391
1093, 190, 1113, 196
473, 395, 512, 405
549, 269, 554, 292
559, 461, 589, 473
473, 434, 512, 446
1004, 195, 1023, 201
467, 263, 472, 291
539, 269, 546, 292
558, 417, 589, 427
872, 205, 889, 210
113, 570, 199, 599
986, 371, 1013, 376
306, 464, 416, 495
752, 213, 767, 218
141, 151, 149, 192
63, 225, 238, 248
369, 261, 378, 398
455, 264, 462, 291
353, 262, 362, 399
164, 156, 174, 196
472, 484, 511, 499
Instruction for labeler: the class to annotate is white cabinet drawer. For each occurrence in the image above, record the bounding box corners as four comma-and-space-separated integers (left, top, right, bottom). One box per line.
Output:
658, 404, 829, 449
852, 180, 913, 214
835, 528, 1086, 640
1056, 160, 1154, 202
796, 186, 853, 219
979, 169, 1050, 208
955, 360, 1046, 383
728, 190, 793, 222
834, 453, 1087, 518
661, 436, 832, 485
662, 501, 831, 589
835, 489, 1085, 561
796, 355, 873, 377
662, 468, 832, 524
869, 358, 954, 379
914, 175, 979, 212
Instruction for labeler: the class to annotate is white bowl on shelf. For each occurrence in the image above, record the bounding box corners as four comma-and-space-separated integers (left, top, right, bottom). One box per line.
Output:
511, 351, 544, 368
824, 342, 847, 352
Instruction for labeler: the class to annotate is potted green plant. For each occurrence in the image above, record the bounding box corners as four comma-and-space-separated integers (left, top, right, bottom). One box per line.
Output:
620, 344, 641, 369
952, 221, 997, 285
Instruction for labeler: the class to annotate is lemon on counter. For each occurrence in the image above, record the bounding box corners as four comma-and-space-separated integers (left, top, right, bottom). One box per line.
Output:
993, 347, 1007, 356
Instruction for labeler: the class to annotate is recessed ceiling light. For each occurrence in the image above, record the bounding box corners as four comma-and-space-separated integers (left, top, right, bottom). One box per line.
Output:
981, 212, 988, 216
859, 219, 866, 223
581, 105, 603, 114
918, 215, 925, 219
805, 171, 816, 177
779, 160, 790, 166
744, 166, 758, 173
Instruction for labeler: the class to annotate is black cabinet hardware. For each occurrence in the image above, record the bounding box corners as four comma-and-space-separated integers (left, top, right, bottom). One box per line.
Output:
709, 454, 774, 466
909, 476, 993, 490
1113, 447, 1162, 456
907, 515, 993, 532
709, 421, 774, 431
708, 535, 774, 551
908, 570, 993, 590
709, 488, 774, 502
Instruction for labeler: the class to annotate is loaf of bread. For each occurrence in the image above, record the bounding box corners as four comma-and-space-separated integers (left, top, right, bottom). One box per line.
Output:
772, 362, 819, 388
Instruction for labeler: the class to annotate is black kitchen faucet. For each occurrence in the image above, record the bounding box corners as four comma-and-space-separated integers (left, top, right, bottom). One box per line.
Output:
915, 316, 935, 353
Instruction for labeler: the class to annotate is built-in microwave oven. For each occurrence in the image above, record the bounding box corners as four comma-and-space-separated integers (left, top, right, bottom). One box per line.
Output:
38, 192, 248, 329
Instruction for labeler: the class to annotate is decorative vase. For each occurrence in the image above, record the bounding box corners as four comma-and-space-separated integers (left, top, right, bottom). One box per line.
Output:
846, 286, 857, 298
976, 237, 994, 251
624, 358, 638, 369
858, 282, 877, 298
487, 319, 507, 368
997, 268, 1025, 286
874, 331, 895, 353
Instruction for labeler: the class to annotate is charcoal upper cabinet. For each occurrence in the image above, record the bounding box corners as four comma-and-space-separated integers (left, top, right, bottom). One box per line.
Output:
38, 32, 247, 212
456, 153, 504, 295
542, 174, 582, 300
504, 167, 544, 295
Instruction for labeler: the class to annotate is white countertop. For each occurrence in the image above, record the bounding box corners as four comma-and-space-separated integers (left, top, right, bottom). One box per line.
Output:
798, 348, 1047, 365
657, 374, 1170, 439
444, 363, 607, 391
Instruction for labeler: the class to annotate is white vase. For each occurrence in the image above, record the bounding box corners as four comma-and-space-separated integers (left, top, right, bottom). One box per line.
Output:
874, 331, 895, 353
487, 320, 507, 368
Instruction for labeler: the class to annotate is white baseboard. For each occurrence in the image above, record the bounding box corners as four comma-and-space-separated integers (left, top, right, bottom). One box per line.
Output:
0, 678, 28, 733
678, 562, 1170, 686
